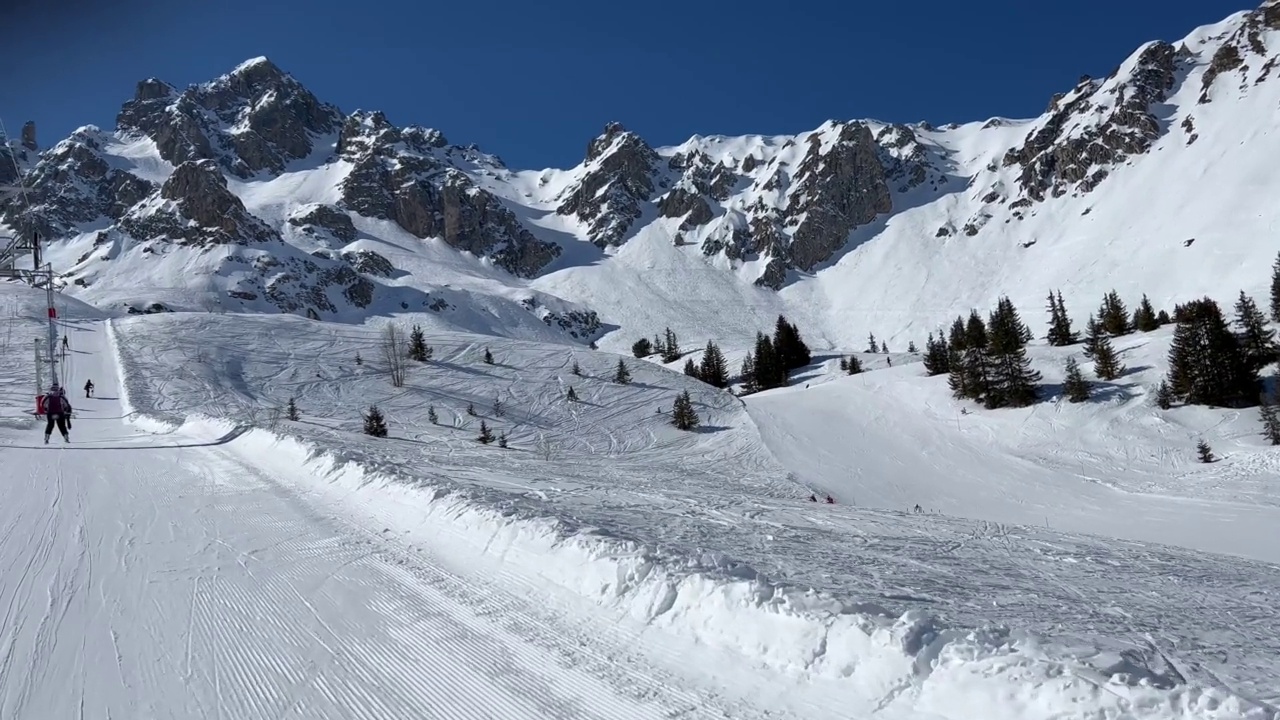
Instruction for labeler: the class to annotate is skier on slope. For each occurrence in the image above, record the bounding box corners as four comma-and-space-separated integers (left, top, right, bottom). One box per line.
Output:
84, 379, 94, 398
41, 384, 72, 444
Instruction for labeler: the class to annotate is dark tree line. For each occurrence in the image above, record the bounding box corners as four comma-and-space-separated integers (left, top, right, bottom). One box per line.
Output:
739, 315, 811, 394
944, 297, 1041, 409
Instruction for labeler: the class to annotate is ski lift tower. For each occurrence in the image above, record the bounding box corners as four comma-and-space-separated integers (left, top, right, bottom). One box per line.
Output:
0, 183, 60, 389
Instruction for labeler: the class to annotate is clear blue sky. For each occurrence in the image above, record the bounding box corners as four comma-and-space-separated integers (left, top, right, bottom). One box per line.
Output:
0, 0, 1247, 170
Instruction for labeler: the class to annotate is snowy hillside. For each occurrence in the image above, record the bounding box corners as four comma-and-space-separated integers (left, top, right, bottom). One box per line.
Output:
2, 2, 1279, 356
89, 305, 1278, 718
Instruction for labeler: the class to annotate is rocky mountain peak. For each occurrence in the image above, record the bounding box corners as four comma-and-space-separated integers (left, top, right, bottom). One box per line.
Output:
115, 59, 342, 179
556, 123, 661, 247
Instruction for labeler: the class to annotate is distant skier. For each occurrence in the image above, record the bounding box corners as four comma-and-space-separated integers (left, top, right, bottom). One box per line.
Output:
84, 379, 94, 398
824, 495, 835, 504
40, 384, 72, 444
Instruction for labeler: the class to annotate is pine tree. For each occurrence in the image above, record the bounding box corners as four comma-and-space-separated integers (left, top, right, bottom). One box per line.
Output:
1063, 356, 1090, 402
1271, 251, 1280, 323
846, 355, 863, 374
632, 338, 653, 358
483, 347, 494, 364
1156, 309, 1172, 325
739, 354, 758, 394
566, 386, 578, 402
880, 340, 889, 354
427, 405, 438, 424
614, 358, 631, 384
908, 340, 918, 354
1082, 315, 1103, 360
671, 390, 700, 430
698, 341, 729, 388
477, 421, 494, 444
867, 332, 879, 353
955, 310, 992, 402
409, 324, 431, 361
1233, 290, 1277, 373
1155, 380, 1173, 409
922, 332, 950, 376
1092, 333, 1125, 381
355, 351, 363, 365
1046, 290, 1078, 346
363, 404, 387, 437
498, 431, 508, 448
772, 316, 811, 371
984, 297, 1041, 408
467, 402, 476, 416
571, 360, 581, 376
1196, 439, 1214, 463
286, 397, 299, 421
493, 396, 504, 417
661, 327, 681, 363
1259, 384, 1280, 445
1098, 290, 1131, 336
839, 357, 848, 372
684, 358, 700, 379
753, 332, 786, 390
1167, 297, 1258, 407
1132, 294, 1159, 332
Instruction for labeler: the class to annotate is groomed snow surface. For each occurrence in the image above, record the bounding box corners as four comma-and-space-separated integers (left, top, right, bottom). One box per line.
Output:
0, 282, 1273, 719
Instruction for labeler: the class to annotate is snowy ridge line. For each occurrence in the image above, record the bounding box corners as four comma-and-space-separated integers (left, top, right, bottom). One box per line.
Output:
114, 407, 1269, 720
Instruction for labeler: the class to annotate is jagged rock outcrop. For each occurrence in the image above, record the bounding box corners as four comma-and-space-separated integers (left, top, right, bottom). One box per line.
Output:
556, 122, 660, 247
1001, 42, 1182, 202
20, 122, 37, 153
118, 160, 279, 247
287, 204, 358, 243
0, 127, 156, 240
778, 122, 892, 273
116, 57, 342, 179
336, 111, 559, 277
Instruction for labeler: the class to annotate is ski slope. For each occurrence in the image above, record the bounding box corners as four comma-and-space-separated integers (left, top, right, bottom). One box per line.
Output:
77, 297, 1277, 719
0, 305, 799, 719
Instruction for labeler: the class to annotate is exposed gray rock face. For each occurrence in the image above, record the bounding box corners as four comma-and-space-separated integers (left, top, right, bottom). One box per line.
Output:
341, 249, 395, 277
1001, 42, 1181, 202
519, 297, 603, 340
779, 122, 892, 273
0, 127, 156, 240
116, 57, 342, 178
556, 122, 660, 247
287, 204, 358, 243
336, 110, 558, 277
118, 160, 279, 247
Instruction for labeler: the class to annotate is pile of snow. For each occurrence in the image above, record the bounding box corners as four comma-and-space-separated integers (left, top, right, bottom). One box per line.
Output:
106, 310, 1280, 719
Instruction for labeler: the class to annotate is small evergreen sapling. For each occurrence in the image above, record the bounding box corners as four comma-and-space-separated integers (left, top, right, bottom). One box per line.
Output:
661, 328, 681, 363
427, 405, 438, 424
846, 355, 863, 374
1155, 380, 1174, 409
1063, 356, 1090, 402
363, 404, 388, 437
867, 333, 878, 353
671, 390, 699, 430
908, 340, 918, 353
880, 340, 888, 354
408, 325, 432, 361
1196, 439, 1215, 463
493, 396, 504, 417
566, 386, 578, 402
1259, 388, 1280, 445
571, 360, 581, 376
286, 397, 299, 421
483, 347, 494, 364
632, 338, 653, 358
477, 421, 494, 444
498, 431, 508, 448
614, 358, 631, 384
467, 402, 477, 416
355, 351, 363, 365
683, 358, 700, 379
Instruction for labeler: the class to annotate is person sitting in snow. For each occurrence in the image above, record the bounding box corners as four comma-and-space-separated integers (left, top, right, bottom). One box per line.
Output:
824, 495, 835, 504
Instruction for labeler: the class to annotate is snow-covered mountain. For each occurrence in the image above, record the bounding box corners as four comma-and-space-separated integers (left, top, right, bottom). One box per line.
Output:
3, 1, 1279, 352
